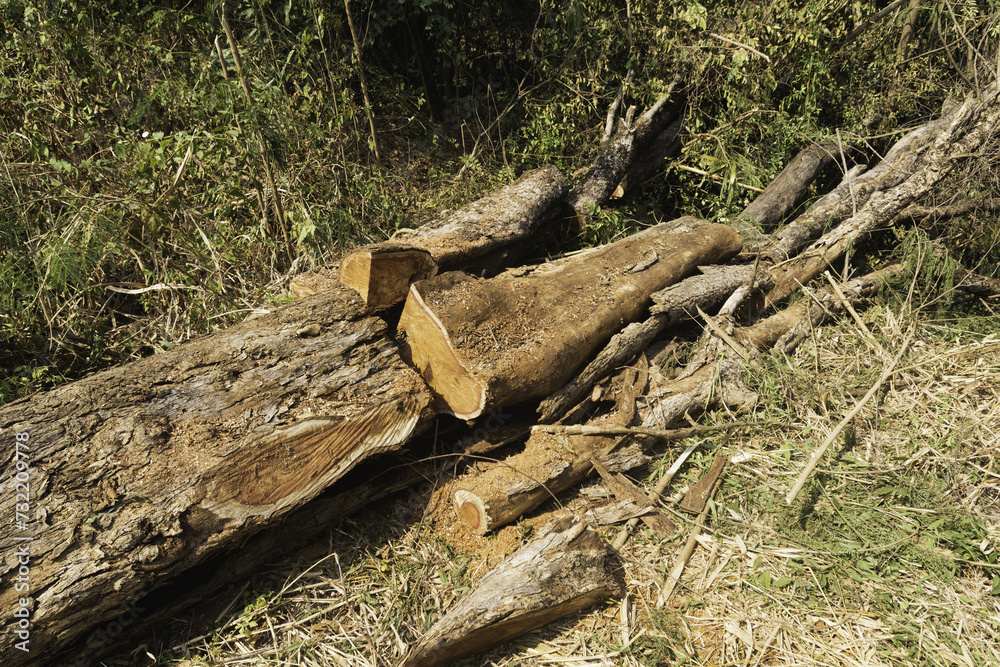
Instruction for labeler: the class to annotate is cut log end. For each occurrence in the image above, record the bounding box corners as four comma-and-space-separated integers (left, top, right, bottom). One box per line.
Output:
398, 277, 487, 419
453, 489, 488, 532
340, 248, 437, 310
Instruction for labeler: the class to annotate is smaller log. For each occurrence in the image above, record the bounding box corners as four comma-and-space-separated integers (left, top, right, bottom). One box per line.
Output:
340, 164, 570, 309
736, 140, 842, 239
452, 425, 627, 535
537, 263, 769, 423
401, 516, 625, 667
399, 219, 743, 419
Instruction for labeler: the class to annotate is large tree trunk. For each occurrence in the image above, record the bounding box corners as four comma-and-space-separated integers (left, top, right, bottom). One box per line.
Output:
397, 219, 743, 419
339, 164, 570, 309
0, 285, 432, 665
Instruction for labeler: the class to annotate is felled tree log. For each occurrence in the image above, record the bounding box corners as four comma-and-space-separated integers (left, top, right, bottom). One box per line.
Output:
401, 516, 625, 667
0, 284, 432, 665
536, 264, 770, 423
767, 85, 1000, 303
452, 423, 629, 535
397, 219, 743, 419
734, 140, 842, 242
565, 77, 683, 228
454, 364, 752, 535
339, 164, 570, 309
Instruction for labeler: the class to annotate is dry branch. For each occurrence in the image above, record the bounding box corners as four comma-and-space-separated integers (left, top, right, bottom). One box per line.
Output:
398, 219, 743, 419
537, 248, 774, 425
566, 77, 684, 228
767, 87, 1000, 302
401, 516, 625, 667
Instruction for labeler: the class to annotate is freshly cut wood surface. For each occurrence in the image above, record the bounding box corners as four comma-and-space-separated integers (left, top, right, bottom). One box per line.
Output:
339, 164, 569, 308
0, 284, 432, 665
397, 218, 743, 419
401, 516, 625, 667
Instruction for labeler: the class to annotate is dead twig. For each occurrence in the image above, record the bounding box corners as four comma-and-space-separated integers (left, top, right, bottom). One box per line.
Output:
532, 421, 772, 440
785, 325, 915, 504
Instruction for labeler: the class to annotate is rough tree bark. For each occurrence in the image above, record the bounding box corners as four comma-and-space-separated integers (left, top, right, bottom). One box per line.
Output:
401, 516, 625, 667
565, 78, 684, 228
397, 219, 743, 419
610, 117, 683, 199
339, 164, 570, 309
767, 85, 1000, 303
0, 285, 432, 665
734, 140, 843, 242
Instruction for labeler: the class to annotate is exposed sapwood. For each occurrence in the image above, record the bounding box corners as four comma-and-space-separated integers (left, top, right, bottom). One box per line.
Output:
0, 285, 432, 664
340, 164, 570, 308
398, 219, 743, 419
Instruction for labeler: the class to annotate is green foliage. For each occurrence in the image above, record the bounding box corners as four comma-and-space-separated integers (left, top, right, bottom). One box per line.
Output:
2, 0, 998, 402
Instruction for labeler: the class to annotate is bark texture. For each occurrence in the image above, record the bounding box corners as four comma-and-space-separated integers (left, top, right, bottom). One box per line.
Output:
401, 516, 625, 667
767, 86, 1000, 303
536, 264, 769, 423
565, 79, 683, 228
736, 140, 842, 240
0, 285, 432, 665
340, 164, 570, 308
397, 219, 743, 419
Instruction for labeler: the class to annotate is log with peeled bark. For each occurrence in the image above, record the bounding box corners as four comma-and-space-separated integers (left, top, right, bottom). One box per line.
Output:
397, 218, 743, 419
339, 164, 570, 309
565, 77, 683, 228
767, 84, 1000, 304
400, 515, 625, 667
0, 284, 432, 665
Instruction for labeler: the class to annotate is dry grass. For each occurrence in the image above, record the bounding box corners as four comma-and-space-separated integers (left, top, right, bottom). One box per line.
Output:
143, 289, 1000, 667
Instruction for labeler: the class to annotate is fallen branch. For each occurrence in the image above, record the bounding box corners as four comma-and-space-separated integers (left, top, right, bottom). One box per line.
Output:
532, 421, 768, 440
657, 453, 727, 605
